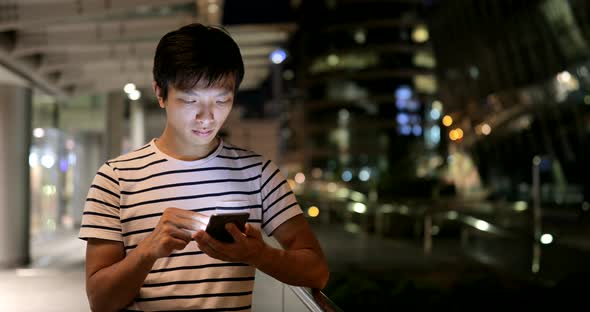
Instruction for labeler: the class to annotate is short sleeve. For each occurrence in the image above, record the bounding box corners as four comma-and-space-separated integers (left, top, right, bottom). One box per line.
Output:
259, 159, 303, 235
78, 163, 123, 242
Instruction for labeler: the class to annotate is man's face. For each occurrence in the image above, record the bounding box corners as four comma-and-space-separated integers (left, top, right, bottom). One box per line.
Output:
156, 79, 234, 148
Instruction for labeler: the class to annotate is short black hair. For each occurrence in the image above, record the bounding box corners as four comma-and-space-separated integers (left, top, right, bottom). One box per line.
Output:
153, 23, 245, 100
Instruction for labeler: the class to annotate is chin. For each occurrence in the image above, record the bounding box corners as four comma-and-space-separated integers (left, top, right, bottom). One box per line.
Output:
189, 132, 218, 145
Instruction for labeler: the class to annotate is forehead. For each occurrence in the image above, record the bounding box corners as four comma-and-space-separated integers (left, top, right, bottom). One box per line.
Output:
174, 86, 233, 97
173, 73, 236, 95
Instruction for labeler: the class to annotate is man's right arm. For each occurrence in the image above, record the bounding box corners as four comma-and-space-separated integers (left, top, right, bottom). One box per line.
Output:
85, 238, 157, 312
85, 208, 209, 312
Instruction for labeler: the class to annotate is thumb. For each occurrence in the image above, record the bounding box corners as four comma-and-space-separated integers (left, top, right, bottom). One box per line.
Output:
244, 224, 262, 239
225, 223, 246, 243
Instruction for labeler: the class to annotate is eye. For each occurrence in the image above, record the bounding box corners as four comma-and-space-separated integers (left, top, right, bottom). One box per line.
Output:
216, 99, 230, 105
180, 98, 196, 104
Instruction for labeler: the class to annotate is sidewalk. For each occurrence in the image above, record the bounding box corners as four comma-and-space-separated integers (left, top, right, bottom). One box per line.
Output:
0, 230, 89, 312
0, 230, 317, 312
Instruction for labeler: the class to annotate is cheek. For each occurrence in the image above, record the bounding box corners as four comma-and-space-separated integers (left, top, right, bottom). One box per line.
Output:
214, 113, 228, 124
215, 106, 232, 120
168, 107, 194, 123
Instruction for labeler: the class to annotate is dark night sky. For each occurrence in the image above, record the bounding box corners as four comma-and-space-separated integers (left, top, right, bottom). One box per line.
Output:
222, 0, 297, 25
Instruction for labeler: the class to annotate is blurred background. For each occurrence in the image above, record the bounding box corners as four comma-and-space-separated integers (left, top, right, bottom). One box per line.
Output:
1, 0, 589, 310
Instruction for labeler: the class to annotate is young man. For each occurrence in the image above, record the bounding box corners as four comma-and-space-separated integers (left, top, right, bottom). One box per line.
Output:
79, 23, 329, 311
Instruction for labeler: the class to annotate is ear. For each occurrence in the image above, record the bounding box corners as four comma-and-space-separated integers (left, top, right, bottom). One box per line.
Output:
153, 81, 166, 108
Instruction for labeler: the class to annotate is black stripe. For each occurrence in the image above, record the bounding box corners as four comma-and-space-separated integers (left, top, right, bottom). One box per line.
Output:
191, 207, 218, 212
263, 180, 287, 202
150, 262, 248, 274
262, 202, 298, 228
121, 190, 260, 209
135, 291, 252, 302
169, 251, 205, 258
113, 159, 167, 171
120, 175, 261, 195
81, 224, 120, 232
119, 162, 262, 182
120, 206, 220, 223
143, 276, 254, 288
123, 228, 153, 237
121, 212, 162, 223
124, 305, 251, 312
261, 160, 271, 173
124, 246, 206, 258
215, 205, 261, 211
90, 184, 120, 199
264, 191, 293, 212
133, 144, 151, 152
107, 152, 156, 164
97, 171, 119, 185
83, 211, 119, 220
260, 169, 279, 191
223, 145, 247, 151
86, 198, 119, 209
217, 154, 259, 160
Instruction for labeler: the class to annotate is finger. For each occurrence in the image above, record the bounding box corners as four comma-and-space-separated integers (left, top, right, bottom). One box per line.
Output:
167, 216, 207, 232
174, 238, 191, 250
193, 230, 210, 245
225, 223, 246, 243
163, 208, 209, 230
191, 229, 210, 242
244, 224, 262, 239
195, 230, 225, 251
169, 228, 193, 243
197, 241, 225, 260
167, 236, 191, 251
180, 210, 211, 226
194, 231, 226, 258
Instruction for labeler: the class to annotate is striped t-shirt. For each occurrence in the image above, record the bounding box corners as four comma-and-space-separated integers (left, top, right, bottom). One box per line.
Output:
78, 138, 303, 311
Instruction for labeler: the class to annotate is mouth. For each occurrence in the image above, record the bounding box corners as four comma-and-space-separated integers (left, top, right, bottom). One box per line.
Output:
192, 129, 214, 137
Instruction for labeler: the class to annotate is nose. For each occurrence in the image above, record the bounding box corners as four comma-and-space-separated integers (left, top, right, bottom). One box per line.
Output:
195, 105, 214, 124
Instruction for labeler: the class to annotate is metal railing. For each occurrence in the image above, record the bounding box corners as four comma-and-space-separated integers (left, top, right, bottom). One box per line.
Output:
287, 285, 344, 312
253, 236, 344, 312
252, 269, 343, 312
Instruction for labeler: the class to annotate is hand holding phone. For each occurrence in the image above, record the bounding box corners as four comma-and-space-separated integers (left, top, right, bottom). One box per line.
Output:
205, 212, 250, 243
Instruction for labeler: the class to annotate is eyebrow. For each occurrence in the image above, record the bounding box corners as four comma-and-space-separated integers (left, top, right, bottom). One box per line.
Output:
180, 90, 232, 97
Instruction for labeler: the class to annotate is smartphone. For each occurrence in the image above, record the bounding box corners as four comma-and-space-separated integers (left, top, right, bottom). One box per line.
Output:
205, 212, 250, 243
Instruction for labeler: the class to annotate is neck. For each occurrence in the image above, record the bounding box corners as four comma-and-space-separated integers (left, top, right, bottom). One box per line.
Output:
156, 128, 219, 161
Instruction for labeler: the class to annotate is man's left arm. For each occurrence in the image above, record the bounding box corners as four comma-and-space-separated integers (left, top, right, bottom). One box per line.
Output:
249, 214, 329, 289
195, 214, 329, 289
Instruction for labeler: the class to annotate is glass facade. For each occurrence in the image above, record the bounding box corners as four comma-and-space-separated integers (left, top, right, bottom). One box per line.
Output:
29, 92, 105, 242
429, 0, 590, 205
281, 0, 442, 199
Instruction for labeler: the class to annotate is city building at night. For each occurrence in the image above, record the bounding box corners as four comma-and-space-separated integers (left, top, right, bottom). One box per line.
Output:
429, 0, 589, 206
280, 0, 443, 200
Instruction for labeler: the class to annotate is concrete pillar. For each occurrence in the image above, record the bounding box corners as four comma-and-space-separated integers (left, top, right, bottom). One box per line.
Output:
130, 100, 146, 149
105, 92, 125, 160
0, 85, 32, 268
